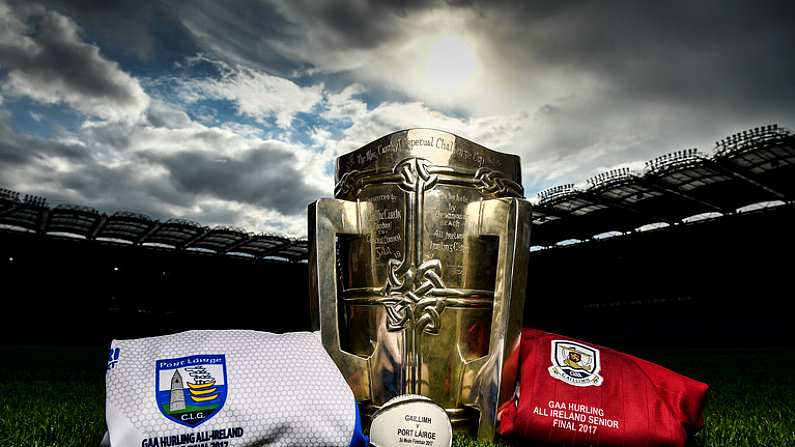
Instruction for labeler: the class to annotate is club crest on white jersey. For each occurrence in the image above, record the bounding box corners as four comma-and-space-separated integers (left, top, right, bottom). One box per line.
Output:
155, 354, 227, 427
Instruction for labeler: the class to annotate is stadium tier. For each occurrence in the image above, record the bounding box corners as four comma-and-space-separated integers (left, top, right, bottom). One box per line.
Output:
1, 124, 793, 346
531, 124, 794, 246
526, 202, 794, 348
0, 202, 308, 262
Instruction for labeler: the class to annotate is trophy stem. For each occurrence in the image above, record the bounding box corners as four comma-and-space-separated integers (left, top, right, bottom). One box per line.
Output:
392, 159, 436, 398
414, 177, 425, 267
401, 326, 421, 395
409, 167, 427, 396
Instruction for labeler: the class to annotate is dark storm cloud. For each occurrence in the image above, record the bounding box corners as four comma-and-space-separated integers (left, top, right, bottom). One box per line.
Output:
0, 131, 35, 165
36, 0, 165, 62
1, 6, 117, 100
0, 121, 305, 232
0, 0, 147, 119
145, 100, 192, 129
51, 162, 183, 218
274, 0, 438, 49
163, 0, 305, 76
155, 146, 323, 215
163, 0, 446, 75
472, 0, 795, 109
28, 0, 447, 74
0, 113, 293, 225
0, 121, 89, 166
0, 122, 181, 219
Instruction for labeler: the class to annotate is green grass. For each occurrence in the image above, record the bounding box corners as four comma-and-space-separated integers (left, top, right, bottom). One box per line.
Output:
1, 345, 794, 446
0, 346, 106, 447
641, 348, 795, 446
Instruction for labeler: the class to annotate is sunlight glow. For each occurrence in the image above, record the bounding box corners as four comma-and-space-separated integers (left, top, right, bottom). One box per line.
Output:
421, 34, 480, 95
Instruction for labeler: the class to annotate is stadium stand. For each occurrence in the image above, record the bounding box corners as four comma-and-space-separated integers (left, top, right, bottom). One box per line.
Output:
95, 211, 158, 243
0, 200, 309, 262
531, 124, 793, 247
1, 124, 792, 347
526, 202, 794, 348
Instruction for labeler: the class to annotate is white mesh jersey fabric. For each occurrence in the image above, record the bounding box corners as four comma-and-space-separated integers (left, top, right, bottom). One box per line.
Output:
105, 330, 357, 447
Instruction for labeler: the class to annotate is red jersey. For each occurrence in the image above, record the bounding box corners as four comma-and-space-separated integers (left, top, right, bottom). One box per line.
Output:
498, 328, 708, 446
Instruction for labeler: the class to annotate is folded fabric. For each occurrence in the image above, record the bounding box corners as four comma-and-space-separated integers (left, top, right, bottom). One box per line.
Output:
104, 330, 367, 447
498, 328, 708, 447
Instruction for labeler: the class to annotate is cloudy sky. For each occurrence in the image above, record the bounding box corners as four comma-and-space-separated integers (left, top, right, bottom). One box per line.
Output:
0, 0, 793, 236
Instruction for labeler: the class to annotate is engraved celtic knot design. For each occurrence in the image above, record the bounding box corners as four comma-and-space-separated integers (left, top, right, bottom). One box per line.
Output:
378, 157, 448, 335
475, 167, 524, 196
396, 158, 438, 193
381, 259, 447, 334
334, 168, 360, 196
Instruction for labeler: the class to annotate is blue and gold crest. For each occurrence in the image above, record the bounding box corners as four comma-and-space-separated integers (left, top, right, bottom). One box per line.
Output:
155, 354, 227, 427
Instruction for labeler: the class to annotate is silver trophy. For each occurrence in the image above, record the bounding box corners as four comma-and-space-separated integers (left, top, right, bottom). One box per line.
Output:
309, 129, 531, 440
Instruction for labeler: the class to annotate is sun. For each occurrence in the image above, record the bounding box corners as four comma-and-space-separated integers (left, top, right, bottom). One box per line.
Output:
421, 33, 480, 96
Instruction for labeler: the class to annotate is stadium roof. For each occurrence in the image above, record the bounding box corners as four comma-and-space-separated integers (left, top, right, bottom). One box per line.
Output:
0, 191, 308, 262
1, 124, 792, 259
531, 124, 794, 246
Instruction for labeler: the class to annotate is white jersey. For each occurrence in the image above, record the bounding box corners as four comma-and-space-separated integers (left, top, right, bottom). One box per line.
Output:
104, 330, 366, 447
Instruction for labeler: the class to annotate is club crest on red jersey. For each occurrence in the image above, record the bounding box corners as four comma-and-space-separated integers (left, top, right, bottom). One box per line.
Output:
548, 340, 603, 387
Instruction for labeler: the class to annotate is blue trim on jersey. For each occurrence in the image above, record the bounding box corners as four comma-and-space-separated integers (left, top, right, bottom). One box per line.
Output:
349, 404, 368, 447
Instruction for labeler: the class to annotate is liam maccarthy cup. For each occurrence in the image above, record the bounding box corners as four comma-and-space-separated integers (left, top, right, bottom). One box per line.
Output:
309, 129, 532, 440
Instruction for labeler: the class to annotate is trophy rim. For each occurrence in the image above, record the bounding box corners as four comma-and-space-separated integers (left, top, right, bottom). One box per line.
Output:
335, 128, 522, 181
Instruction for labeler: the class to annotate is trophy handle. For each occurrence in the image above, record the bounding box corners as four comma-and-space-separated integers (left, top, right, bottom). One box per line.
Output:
308, 198, 373, 400
463, 198, 531, 440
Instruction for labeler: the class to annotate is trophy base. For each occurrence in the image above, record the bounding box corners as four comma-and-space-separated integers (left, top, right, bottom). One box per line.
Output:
359, 401, 480, 435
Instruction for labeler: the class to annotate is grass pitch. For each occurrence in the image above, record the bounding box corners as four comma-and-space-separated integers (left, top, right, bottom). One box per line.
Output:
1, 345, 793, 446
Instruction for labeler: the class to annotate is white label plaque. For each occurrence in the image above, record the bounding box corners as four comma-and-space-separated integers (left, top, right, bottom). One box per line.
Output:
368, 395, 452, 447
